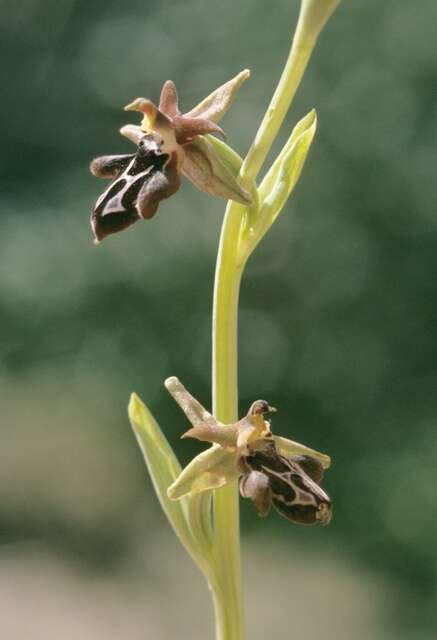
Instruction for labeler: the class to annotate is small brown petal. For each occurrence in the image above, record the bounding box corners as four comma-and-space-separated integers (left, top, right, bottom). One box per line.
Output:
173, 115, 225, 145
184, 69, 250, 123
159, 80, 180, 118
90, 154, 132, 179
182, 136, 251, 205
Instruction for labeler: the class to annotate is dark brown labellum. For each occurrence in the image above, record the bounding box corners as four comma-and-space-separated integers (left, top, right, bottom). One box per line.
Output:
90, 135, 170, 243
289, 454, 324, 484
240, 440, 332, 526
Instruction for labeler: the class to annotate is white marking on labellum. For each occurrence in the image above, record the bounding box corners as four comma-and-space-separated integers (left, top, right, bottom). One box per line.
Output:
96, 159, 153, 217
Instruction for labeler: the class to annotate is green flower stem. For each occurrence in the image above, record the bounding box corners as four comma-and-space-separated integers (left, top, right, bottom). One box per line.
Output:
212, 204, 245, 423
211, 201, 245, 640
210, 484, 242, 640
210, 2, 340, 639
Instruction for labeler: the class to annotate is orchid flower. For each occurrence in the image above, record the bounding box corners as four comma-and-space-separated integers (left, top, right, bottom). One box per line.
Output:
90, 70, 251, 243
165, 378, 332, 526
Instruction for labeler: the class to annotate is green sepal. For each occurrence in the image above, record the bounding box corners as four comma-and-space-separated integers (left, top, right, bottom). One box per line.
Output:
182, 136, 253, 205
274, 435, 331, 469
206, 135, 260, 214
167, 445, 239, 500
206, 135, 243, 176
128, 392, 212, 570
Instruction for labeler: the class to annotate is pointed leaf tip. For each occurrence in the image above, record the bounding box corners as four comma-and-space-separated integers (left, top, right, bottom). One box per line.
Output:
240, 108, 318, 260
128, 391, 143, 424
128, 390, 213, 570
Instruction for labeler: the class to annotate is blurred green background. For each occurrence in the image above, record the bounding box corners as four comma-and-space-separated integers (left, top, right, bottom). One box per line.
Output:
1, 0, 437, 638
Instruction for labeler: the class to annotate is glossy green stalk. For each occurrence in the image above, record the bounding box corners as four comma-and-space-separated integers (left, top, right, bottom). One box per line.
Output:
210, 2, 340, 639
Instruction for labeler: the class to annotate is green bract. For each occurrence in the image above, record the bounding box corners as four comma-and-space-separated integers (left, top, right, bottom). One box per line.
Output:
129, 392, 212, 572
239, 109, 317, 261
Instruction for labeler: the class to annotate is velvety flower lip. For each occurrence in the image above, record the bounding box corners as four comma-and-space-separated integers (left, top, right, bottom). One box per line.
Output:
90, 133, 180, 243
90, 71, 251, 243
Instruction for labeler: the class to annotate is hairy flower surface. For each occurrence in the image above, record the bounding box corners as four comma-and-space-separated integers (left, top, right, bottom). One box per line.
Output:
90, 71, 251, 243
165, 378, 332, 526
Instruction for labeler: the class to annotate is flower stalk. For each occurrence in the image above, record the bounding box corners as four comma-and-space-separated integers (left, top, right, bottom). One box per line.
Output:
210, 2, 340, 638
